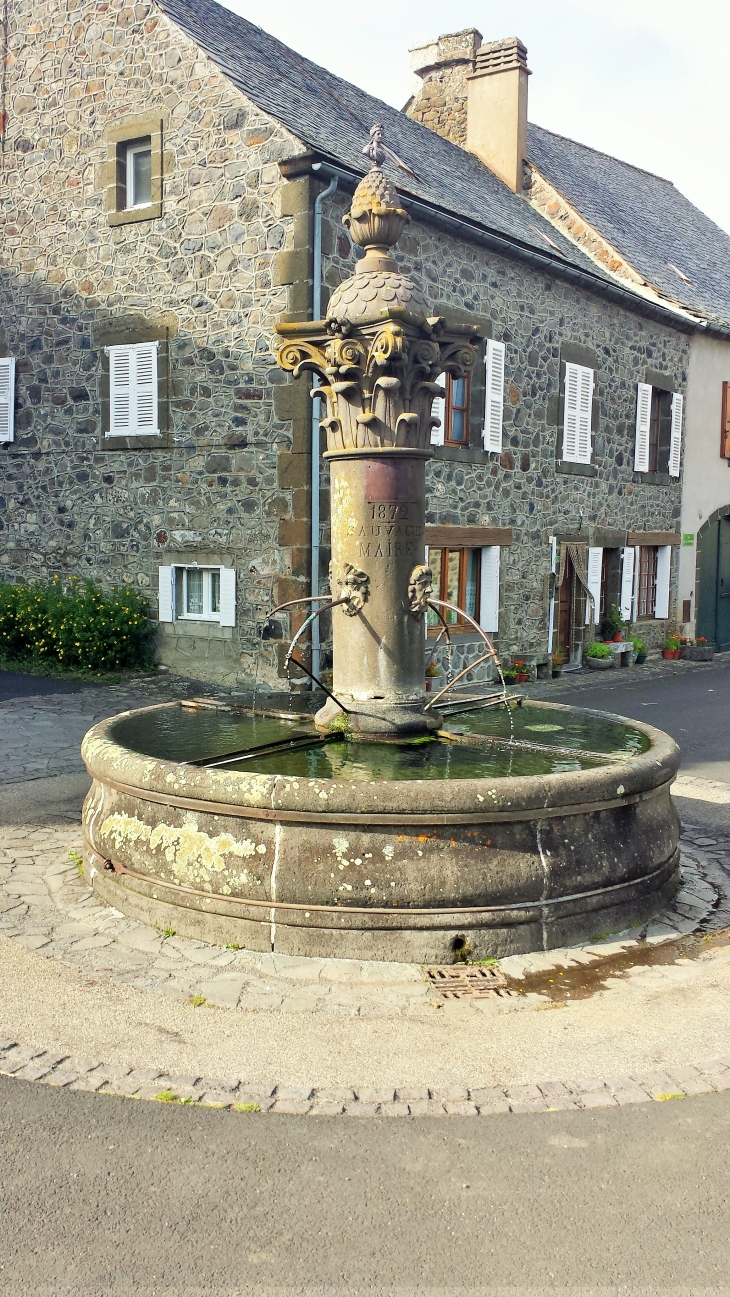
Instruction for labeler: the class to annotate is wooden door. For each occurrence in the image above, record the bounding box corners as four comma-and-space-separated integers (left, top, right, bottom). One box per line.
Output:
557, 553, 574, 662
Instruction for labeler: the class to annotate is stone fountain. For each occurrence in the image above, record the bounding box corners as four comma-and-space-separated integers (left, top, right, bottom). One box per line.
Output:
80, 134, 681, 963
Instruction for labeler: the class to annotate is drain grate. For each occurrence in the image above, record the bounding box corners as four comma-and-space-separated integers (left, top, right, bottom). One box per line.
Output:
426, 965, 516, 999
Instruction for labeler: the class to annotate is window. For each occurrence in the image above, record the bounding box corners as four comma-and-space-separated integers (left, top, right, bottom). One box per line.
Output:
636, 546, 658, 619
104, 118, 163, 227
179, 567, 220, 620
107, 342, 159, 436
648, 388, 662, 473
431, 373, 470, 446
123, 138, 152, 209
634, 383, 683, 476
721, 382, 730, 459
0, 357, 16, 443
562, 362, 594, 464
426, 548, 480, 629
158, 565, 236, 627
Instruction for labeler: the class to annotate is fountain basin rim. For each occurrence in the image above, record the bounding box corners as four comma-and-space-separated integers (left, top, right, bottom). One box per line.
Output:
81, 698, 680, 820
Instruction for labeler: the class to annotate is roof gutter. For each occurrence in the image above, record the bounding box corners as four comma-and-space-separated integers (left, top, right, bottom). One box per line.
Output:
302, 157, 730, 338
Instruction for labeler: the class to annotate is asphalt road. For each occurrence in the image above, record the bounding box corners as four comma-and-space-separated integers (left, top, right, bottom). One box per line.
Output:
553, 656, 730, 784
1, 1077, 729, 1297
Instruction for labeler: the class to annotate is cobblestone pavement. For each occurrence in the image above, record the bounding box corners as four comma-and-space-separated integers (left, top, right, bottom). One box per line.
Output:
1, 819, 729, 1019
1, 1037, 729, 1116
2, 661, 730, 1115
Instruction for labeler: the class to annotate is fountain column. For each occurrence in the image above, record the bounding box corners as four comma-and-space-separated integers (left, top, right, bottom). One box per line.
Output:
276, 139, 479, 737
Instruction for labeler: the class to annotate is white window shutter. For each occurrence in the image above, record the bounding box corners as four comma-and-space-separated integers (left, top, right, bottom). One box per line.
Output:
219, 567, 236, 626
109, 345, 133, 435
158, 566, 175, 622
479, 546, 500, 633
669, 392, 683, 477
483, 340, 505, 452
430, 373, 445, 446
585, 547, 603, 625
634, 383, 652, 472
563, 363, 593, 464
0, 358, 16, 443
134, 342, 159, 434
654, 546, 671, 619
109, 342, 158, 435
620, 547, 635, 622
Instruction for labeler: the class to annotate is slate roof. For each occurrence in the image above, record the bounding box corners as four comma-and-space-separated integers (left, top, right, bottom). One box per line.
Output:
156, 0, 730, 331
155, 0, 621, 290
528, 123, 730, 329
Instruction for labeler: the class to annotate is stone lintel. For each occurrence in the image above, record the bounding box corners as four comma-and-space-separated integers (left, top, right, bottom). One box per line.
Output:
425, 525, 512, 547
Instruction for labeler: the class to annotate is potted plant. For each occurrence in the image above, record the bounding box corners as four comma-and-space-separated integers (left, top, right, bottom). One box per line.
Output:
600, 604, 624, 642
631, 637, 647, 665
585, 641, 615, 670
512, 658, 529, 684
502, 664, 517, 685
425, 659, 442, 692
662, 635, 681, 660
680, 636, 714, 662
551, 650, 564, 679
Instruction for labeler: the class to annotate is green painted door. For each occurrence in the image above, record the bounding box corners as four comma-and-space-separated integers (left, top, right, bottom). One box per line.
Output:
697, 514, 730, 649
718, 517, 730, 651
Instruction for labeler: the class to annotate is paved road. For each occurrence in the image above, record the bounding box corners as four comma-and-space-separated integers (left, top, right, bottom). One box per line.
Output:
0, 669, 88, 700
553, 657, 730, 784
2, 1076, 729, 1296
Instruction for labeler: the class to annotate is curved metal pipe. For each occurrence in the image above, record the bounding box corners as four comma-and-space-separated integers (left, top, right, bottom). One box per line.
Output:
284, 598, 350, 669
425, 652, 495, 710
267, 594, 334, 618
423, 598, 502, 711
425, 599, 499, 659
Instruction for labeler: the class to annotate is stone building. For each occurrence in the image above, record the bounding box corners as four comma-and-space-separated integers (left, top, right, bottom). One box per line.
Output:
1, 2, 724, 686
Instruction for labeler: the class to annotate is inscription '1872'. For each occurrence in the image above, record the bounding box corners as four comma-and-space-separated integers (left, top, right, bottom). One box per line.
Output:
356, 501, 422, 560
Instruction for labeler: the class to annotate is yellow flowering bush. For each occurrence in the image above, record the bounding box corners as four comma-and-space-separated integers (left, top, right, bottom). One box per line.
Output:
0, 577, 150, 671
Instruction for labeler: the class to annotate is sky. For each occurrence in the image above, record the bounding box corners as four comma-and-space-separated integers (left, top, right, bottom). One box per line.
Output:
224, 0, 730, 236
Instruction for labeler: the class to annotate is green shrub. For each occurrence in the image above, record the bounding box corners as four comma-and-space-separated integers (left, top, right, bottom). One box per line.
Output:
0, 577, 150, 672
631, 637, 647, 654
586, 641, 612, 659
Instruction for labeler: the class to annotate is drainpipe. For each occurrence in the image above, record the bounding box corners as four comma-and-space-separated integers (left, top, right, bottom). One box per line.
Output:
309, 167, 338, 685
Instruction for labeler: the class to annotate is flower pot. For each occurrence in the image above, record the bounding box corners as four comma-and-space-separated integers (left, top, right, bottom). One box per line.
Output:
551, 668, 562, 679
515, 672, 529, 684
587, 657, 614, 670
612, 632, 623, 642
635, 653, 647, 665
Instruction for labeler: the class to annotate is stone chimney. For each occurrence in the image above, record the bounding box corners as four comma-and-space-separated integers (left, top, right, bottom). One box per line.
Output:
467, 38, 531, 192
406, 31, 531, 193
406, 28, 482, 148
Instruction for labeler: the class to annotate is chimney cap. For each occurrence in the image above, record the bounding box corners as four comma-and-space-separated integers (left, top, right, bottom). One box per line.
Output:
409, 27, 482, 78
473, 37, 530, 77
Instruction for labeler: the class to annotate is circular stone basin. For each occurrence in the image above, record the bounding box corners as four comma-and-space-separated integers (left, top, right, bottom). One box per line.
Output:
81, 699, 680, 963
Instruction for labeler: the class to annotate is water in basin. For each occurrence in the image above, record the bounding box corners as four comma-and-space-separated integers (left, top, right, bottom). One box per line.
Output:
110, 701, 646, 783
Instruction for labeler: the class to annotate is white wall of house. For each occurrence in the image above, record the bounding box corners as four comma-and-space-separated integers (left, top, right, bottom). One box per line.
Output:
679, 332, 730, 629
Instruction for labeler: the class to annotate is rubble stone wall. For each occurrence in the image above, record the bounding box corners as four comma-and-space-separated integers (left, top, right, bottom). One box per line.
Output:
320, 190, 687, 664
0, 0, 310, 686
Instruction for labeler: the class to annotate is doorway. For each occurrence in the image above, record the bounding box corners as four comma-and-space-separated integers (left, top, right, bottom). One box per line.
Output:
557, 552, 585, 667
697, 512, 730, 651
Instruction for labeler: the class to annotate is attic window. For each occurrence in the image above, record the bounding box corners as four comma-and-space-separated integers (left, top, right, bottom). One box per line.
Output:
667, 262, 692, 285
529, 223, 562, 254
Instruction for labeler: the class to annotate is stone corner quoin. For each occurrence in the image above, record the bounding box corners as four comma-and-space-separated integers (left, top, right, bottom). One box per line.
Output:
1, 0, 685, 689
